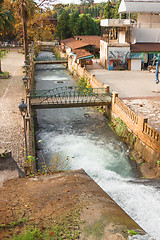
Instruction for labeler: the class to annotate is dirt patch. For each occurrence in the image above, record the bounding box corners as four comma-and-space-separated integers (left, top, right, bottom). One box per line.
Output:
0, 169, 146, 240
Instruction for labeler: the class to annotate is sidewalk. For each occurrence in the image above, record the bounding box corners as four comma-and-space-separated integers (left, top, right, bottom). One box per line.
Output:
0, 49, 26, 169
87, 64, 160, 132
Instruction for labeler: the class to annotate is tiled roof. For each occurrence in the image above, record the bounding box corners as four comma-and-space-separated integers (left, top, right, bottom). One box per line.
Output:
61, 38, 75, 45
73, 49, 93, 59
74, 35, 102, 48
61, 38, 90, 50
131, 43, 160, 52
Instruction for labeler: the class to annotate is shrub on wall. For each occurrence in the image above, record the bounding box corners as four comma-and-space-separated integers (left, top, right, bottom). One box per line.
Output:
110, 117, 128, 138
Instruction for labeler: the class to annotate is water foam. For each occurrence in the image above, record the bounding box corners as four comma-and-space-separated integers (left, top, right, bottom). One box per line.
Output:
37, 132, 160, 240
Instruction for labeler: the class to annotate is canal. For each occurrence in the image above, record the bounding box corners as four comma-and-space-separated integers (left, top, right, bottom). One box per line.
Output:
34, 51, 160, 240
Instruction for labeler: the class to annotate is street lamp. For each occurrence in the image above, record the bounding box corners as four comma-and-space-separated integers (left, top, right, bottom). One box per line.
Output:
23, 64, 29, 69
19, 99, 28, 157
22, 75, 28, 88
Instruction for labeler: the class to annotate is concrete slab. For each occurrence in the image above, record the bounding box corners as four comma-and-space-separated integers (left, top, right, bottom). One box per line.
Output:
87, 69, 160, 98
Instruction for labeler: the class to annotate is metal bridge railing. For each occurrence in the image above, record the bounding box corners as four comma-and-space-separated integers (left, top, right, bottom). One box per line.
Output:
30, 86, 112, 106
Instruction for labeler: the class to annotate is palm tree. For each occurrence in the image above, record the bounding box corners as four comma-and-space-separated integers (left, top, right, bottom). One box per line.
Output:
14, 0, 36, 60
0, 0, 14, 73
0, 0, 14, 31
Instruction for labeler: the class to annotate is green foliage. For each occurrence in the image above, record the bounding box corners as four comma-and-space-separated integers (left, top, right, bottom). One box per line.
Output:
157, 161, 160, 165
103, 0, 114, 19
78, 77, 87, 87
130, 155, 135, 161
13, 209, 83, 240
14, 226, 43, 240
113, 0, 120, 19
83, 217, 106, 239
54, 2, 106, 19
0, 1, 15, 31
110, 117, 128, 138
75, 14, 99, 35
55, 10, 72, 40
25, 155, 36, 164
127, 229, 139, 236
69, 11, 79, 36
56, 10, 100, 39
0, 218, 28, 230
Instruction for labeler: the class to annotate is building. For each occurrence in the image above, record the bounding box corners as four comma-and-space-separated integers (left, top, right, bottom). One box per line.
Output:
61, 36, 102, 67
100, 0, 160, 70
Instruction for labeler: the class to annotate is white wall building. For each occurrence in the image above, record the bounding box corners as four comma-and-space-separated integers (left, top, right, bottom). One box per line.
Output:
100, 0, 160, 70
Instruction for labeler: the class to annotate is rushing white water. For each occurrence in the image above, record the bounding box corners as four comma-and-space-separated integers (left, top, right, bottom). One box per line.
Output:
35, 51, 160, 240
37, 131, 160, 240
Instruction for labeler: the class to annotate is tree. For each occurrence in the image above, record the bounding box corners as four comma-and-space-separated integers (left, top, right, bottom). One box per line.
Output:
69, 12, 79, 36
114, 0, 120, 19
76, 14, 99, 35
13, 0, 36, 60
55, 10, 71, 40
103, 0, 114, 19
0, 0, 14, 32
0, 0, 14, 73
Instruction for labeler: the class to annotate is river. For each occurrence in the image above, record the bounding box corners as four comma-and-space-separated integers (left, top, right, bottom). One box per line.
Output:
34, 51, 160, 240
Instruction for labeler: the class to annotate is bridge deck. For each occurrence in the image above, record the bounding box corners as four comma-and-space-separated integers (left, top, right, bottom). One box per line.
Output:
31, 96, 111, 109
30, 86, 112, 109
35, 60, 68, 65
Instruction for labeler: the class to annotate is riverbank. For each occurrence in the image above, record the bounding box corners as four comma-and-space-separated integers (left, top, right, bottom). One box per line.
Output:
0, 169, 147, 240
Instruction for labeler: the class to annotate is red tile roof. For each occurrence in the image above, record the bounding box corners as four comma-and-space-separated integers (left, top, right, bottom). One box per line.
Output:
73, 49, 93, 59
61, 35, 103, 50
74, 35, 102, 48
61, 38, 90, 50
61, 38, 75, 45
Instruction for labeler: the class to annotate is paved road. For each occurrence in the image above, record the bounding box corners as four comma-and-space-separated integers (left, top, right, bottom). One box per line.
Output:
87, 63, 160, 132
0, 49, 25, 169
87, 68, 160, 98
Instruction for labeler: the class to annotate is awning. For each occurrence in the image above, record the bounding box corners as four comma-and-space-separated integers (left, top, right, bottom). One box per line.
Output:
119, 0, 160, 13
131, 43, 160, 52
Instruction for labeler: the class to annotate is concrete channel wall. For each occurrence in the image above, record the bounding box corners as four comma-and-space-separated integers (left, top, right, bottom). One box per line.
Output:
24, 43, 36, 174
66, 51, 160, 177
111, 93, 160, 176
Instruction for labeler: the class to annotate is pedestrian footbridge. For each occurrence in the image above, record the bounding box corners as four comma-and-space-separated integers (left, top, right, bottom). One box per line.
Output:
34, 60, 68, 65
30, 86, 112, 109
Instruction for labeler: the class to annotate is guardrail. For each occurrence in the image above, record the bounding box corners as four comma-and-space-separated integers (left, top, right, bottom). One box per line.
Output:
143, 123, 160, 142
115, 97, 139, 125
112, 93, 160, 154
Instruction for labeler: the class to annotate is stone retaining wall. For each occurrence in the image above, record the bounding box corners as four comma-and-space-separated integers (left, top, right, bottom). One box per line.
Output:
112, 93, 160, 176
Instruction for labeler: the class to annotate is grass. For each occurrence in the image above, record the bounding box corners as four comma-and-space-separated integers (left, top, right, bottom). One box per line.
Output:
13, 209, 83, 240
0, 218, 28, 230
14, 227, 43, 240
0, 49, 8, 58
83, 217, 106, 239
109, 117, 128, 138
0, 71, 10, 79
127, 229, 140, 236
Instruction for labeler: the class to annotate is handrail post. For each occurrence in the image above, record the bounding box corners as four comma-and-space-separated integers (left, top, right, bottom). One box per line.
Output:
104, 84, 110, 94
112, 92, 118, 104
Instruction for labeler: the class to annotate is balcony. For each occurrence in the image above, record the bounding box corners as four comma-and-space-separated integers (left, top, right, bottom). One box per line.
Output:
101, 19, 135, 27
